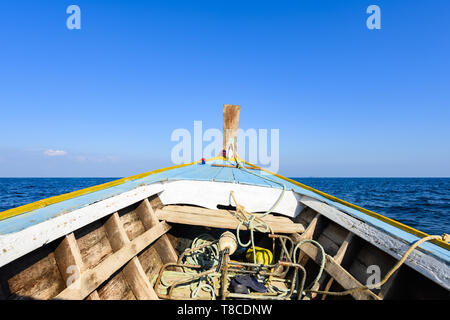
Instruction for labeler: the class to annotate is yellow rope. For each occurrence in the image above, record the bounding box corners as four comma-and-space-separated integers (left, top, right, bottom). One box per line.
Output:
306, 233, 450, 297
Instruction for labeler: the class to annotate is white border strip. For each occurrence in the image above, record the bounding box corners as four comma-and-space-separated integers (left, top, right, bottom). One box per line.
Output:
0, 183, 164, 268
158, 180, 304, 218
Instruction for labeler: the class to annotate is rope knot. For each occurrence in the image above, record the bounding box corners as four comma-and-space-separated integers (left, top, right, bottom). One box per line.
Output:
442, 234, 450, 243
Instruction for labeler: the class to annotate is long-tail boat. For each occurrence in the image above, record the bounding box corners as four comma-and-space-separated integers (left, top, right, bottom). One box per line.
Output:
0, 105, 448, 300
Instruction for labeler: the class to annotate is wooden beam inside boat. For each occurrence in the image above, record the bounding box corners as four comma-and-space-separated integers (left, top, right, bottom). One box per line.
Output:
155, 205, 305, 234
104, 212, 159, 300
291, 232, 380, 300
319, 232, 355, 300
55, 221, 171, 300
135, 198, 179, 265
295, 212, 324, 264
54, 233, 101, 300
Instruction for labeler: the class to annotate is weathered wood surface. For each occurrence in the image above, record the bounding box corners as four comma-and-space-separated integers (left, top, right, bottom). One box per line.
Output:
104, 212, 159, 300
155, 205, 305, 234
222, 104, 241, 153
291, 232, 380, 300
55, 222, 171, 300
0, 185, 164, 269
86, 290, 100, 300
97, 271, 136, 300
136, 199, 179, 264
54, 233, 85, 283
77, 224, 114, 271
120, 210, 146, 241
54, 233, 100, 300
299, 220, 351, 300
320, 232, 355, 299
295, 213, 322, 264
7, 252, 65, 300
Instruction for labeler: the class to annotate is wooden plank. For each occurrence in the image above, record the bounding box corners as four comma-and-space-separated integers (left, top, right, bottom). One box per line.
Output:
165, 205, 298, 223
149, 194, 164, 211
165, 204, 298, 225
295, 213, 322, 264
302, 224, 350, 300
7, 252, 65, 300
86, 290, 100, 300
121, 261, 155, 300
97, 272, 136, 300
120, 210, 146, 241
291, 233, 380, 300
104, 213, 130, 250
55, 222, 171, 300
138, 246, 164, 279
77, 224, 114, 270
222, 104, 241, 155
347, 242, 399, 298
156, 206, 305, 234
320, 232, 355, 300
334, 233, 355, 265
294, 207, 317, 225
136, 199, 159, 227
317, 234, 340, 257
104, 213, 159, 300
54, 233, 101, 300
54, 233, 85, 282
136, 199, 179, 264
321, 223, 349, 251
295, 213, 328, 300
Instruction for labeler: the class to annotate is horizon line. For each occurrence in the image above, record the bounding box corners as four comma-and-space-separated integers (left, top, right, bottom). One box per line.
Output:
0, 176, 449, 179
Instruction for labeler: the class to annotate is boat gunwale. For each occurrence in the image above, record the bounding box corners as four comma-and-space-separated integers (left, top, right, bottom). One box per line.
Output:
239, 159, 450, 251
0, 158, 205, 221
0, 156, 448, 251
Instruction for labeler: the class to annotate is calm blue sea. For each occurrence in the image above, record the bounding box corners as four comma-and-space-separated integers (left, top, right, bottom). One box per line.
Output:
292, 178, 450, 235
0, 178, 449, 235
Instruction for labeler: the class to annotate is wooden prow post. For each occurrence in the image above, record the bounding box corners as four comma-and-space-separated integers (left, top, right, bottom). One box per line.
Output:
222, 104, 241, 159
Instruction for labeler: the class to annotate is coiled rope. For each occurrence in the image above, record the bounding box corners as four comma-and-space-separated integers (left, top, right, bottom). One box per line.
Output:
183, 234, 220, 269
181, 234, 220, 299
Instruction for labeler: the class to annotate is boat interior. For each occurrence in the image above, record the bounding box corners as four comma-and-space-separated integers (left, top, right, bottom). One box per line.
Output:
0, 193, 447, 300
0, 105, 447, 300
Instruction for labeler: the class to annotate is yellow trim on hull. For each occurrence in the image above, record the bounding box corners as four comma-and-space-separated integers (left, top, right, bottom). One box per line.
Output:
0, 156, 448, 251
239, 159, 450, 251
0, 157, 222, 221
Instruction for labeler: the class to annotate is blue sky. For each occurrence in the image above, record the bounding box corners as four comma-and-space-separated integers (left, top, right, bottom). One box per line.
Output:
0, 1, 449, 177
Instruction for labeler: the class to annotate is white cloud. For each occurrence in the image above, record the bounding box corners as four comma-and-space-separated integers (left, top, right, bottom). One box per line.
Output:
44, 149, 68, 157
